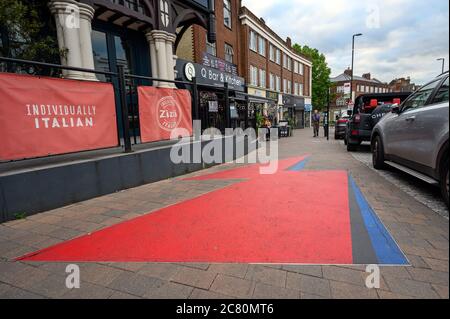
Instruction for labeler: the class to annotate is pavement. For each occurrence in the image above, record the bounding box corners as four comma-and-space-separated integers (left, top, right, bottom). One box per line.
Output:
0, 128, 448, 299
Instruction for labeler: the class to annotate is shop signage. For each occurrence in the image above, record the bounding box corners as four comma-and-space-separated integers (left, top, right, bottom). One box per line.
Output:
266, 91, 279, 102
344, 82, 351, 95
138, 87, 192, 143
283, 94, 305, 109
208, 101, 219, 112
177, 59, 245, 92
202, 52, 238, 76
0, 73, 118, 161
305, 98, 312, 112
248, 87, 266, 97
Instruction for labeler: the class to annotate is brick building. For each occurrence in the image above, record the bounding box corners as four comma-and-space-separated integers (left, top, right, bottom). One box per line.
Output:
176, 1, 313, 130
389, 77, 420, 93
239, 6, 312, 128
330, 68, 390, 120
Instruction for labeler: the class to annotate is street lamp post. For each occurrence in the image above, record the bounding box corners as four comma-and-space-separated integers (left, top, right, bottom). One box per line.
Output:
350, 33, 363, 103
437, 58, 445, 74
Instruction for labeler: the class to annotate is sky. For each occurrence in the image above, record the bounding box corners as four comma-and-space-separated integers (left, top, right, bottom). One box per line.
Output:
241, 0, 449, 85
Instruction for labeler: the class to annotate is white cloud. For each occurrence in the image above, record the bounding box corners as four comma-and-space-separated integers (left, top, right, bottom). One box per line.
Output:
241, 0, 449, 84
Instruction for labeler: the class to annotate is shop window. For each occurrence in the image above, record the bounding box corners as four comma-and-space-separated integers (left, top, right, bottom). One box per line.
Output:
223, 0, 232, 28
92, 30, 110, 82
224, 43, 234, 63
206, 34, 216, 56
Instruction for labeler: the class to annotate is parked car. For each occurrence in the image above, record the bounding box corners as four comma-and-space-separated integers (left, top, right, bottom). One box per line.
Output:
371, 72, 449, 206
345, 92, 412, 151
335, 115, 350, 139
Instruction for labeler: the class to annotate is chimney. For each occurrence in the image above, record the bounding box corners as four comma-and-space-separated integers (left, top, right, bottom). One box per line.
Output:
286, 37, 292, 48
362, 73, 371, 80
344, 68, 352, 76
260, 18, 265, 24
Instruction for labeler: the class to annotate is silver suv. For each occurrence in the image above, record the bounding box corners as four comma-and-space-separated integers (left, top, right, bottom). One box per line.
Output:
371, 72, 449, 206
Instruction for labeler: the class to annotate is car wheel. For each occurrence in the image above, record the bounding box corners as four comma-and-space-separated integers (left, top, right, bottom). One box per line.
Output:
440, 156, 449, 207
347, 143, 358, 152
372, 135, 386, 169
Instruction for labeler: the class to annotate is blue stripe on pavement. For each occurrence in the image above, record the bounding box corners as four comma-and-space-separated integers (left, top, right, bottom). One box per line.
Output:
349, 176, 409, 265
287, 157, 310, 171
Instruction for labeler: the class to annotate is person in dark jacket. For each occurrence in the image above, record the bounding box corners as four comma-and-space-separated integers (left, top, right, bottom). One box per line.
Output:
312, 110, 321, 137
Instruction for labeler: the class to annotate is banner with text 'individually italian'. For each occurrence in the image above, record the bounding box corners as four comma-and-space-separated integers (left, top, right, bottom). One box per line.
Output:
138, 86, 193, 143
0, 73, 118, 161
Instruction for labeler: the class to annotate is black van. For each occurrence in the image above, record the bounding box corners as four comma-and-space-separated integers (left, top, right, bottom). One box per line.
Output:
345, 92, 412, 151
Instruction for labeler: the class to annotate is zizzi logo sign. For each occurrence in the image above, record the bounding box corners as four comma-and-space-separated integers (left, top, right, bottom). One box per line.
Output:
157, 96, 182, 131
25, 104, 97, 129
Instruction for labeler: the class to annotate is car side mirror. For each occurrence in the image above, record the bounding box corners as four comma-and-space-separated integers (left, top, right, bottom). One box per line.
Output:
347, 110, 353, 116
391, 104, 400, 114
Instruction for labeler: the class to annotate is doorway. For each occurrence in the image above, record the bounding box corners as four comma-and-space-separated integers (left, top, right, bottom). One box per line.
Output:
91, 22, 151, 142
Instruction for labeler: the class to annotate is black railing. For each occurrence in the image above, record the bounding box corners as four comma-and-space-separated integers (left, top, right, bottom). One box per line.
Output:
0, 56, 239, 162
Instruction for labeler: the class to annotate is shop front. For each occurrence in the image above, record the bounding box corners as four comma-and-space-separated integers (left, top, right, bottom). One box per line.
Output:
175, 58, 246, 132
266, 91, 280, 125
283, 94, 305, 129
304, 98, 312, 128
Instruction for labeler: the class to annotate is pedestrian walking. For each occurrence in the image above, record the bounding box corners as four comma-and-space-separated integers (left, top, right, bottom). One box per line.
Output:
312, 110, 321, 137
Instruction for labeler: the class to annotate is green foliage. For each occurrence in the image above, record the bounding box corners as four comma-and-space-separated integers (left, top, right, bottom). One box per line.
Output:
255, 112, 264, 129
292, 44, 333, 111
0, 0, 60, 64
14, 212, 27, 220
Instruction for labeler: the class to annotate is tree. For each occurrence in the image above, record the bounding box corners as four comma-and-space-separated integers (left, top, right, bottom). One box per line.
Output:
293, 44, 332, 111
0, 0, 60, 73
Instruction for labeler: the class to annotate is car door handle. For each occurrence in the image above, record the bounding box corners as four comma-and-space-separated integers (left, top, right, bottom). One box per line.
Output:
405, 116, 416, 122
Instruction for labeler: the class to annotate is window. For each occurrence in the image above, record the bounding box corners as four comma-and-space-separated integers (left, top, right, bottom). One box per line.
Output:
249, 30, 257, 52
299, 83, 304, 96
259, 69, 266, 88
223, 0, 232, 28
224, 43, 234, 63
206, 34, 216, 56
276, 76, 281, 92
299, 63, 304, 75
269, 73, 275, 90
283, 54, 288, 68
432, 77, 449, 104
283, 79, 287, 93
258, 36, 266, 56
269, 44, 275, 62
287, 57, 292, 71
294, 83, 299, 95
250, 65, 258, 86
276, 49, 281, 64
402, 80, 441, 111
288, 81, 292, 94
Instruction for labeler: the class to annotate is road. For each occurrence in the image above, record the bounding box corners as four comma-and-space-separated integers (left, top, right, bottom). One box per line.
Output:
335, 138, 449, 219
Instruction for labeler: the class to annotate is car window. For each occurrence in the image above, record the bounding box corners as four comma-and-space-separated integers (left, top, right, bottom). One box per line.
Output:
402, 79, 441, 111
431, 77, 449, 104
